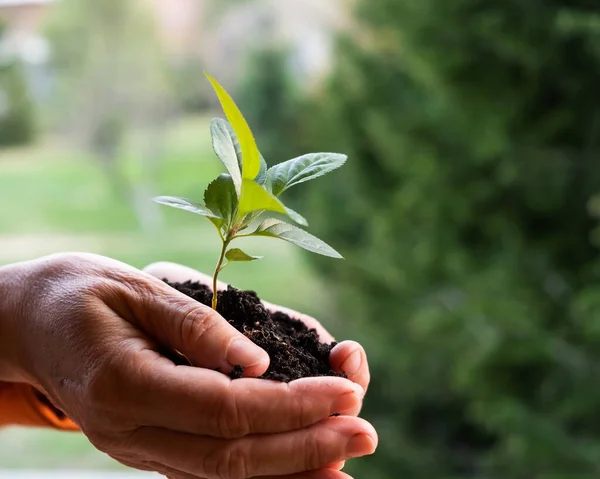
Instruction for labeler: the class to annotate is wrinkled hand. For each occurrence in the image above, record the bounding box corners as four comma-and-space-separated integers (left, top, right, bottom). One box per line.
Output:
0, 253, 376, 478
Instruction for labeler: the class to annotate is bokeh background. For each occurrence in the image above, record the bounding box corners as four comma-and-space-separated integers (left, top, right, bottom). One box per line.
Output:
2, 0, 600, 478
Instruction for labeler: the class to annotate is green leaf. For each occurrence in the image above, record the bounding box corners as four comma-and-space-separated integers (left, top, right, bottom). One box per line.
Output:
238, 179, 286, 215
253, 207, 308, 227
267, 153, 347, 196
153, 196, 221, 219
253, 220, 343, 258
284, 207, 308, 227
210, 118, 242, 197
256, 153, 268, 186
205, 73, 261, 181
204, 174, 238, 226
208, 217, 224, 231
225, 248, 263, 262
212, 118, 268, 189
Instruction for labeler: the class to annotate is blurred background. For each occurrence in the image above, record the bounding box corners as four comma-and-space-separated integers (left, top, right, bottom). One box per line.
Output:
2, 0, 600, 477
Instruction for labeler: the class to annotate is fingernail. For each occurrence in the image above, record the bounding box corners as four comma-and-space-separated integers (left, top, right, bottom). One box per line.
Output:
341, 349, 362, 377
332, 392, 360, 416
226, 338, 266, 368
346, 433, 377, 458
351, 382, 365, 398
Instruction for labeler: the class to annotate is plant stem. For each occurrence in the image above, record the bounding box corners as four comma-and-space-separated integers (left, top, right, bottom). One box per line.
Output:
211, 238, 230, 310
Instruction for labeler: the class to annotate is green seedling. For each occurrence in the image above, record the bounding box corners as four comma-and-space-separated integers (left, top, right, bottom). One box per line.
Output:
154, 73, 346, 310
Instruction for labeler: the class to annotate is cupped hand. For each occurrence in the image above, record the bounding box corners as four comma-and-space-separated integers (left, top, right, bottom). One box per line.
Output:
0, 253, 376, 478
143, 261, 371, 396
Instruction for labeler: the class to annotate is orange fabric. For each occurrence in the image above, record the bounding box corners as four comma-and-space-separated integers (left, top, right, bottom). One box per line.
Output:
0, 382, 78, 430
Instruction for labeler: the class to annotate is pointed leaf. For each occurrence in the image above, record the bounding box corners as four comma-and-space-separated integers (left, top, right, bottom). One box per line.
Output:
210, 118, 242, 197
214, 119, 268, 188
238, 179, 286, 215
153, 196, 221, 219
267, 153, 347, 196
204, 174, 238, 226
205, 73, 260, 180
225, 248, 263, 262
253, 208, 308, 227
208, 217, 224, 230
256, 153, 268, 186
225, 119, 244, 171
253, 220, 343, 258
284, 207, 308, 227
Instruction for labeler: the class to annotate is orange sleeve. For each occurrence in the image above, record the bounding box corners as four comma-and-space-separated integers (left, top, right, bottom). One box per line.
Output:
0, 382, 78, 430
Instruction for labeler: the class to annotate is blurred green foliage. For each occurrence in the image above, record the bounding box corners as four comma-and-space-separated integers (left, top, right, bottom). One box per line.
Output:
238, 45, 302, 166
258, 0, 600, 477
44, 0, 174, 216
0, 19, 35, 147
0, 59, 35, 147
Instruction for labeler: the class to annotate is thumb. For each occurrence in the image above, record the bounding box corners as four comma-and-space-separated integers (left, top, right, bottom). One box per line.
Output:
118, 274, 270, 377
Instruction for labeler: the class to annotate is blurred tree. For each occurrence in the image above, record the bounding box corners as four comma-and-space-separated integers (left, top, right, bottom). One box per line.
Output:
171, 58, 211, 114
238, 42, 302, 166
0, 60, 35, 147
45, 0, 174, 231
0, 21, 35, 147
280, 1, 600, 477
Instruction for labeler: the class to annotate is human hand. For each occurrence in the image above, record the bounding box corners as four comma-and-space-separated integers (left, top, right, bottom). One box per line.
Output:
143, 261, 371, 397
143, 261, 373, 478
0, 253, 376, 478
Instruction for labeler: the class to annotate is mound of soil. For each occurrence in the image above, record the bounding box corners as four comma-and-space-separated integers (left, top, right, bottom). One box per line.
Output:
165, 281, 344, 382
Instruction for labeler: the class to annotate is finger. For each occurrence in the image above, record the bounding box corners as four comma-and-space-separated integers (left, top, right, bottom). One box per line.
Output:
144, 262, 335, 342
166, 472, 355, 479
114, 274, 269, 377
118, 459, 351, 478
125, 416, 377, 478
161, 468, 355, 479
117, 458, 198, 479
250, 471, 354, 479
162, 469, 354, 479
144, 262, 228, 290
262, 300, 335, 343
117, 356, 363, 437
129, 457, 351, 477
113, 457, 155, 472
330, 341, 370, 395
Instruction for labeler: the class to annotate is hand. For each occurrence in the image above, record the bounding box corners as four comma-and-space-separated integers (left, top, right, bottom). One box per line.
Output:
143, 262, 371, 396
143, 261, 373, 478
0, 253, 377, 478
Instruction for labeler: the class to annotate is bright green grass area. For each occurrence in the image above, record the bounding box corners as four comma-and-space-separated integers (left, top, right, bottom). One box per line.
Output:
0, 117, 223, 234
0, 116, 334, 469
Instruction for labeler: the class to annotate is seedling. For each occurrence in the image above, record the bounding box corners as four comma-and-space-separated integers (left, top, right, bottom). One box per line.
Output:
154, 74, 346, 310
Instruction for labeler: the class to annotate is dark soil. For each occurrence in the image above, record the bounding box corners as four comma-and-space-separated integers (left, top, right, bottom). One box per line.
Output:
164, 280, 344, 382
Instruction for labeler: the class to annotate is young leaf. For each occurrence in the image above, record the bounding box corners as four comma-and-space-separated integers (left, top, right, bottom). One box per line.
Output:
204, 174, 238, 226
210, 118, 242, 196
238, 179, 286, 215
213, 118, 268, 188
256, 153, 268, 186
267, 153, 347, 196
253, 220, 343, 258
225, 248, 263, 262
284, 207, 308, 227
153, 196, 221, 219
208, 217, 224, 231
205, 73, 261, 181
